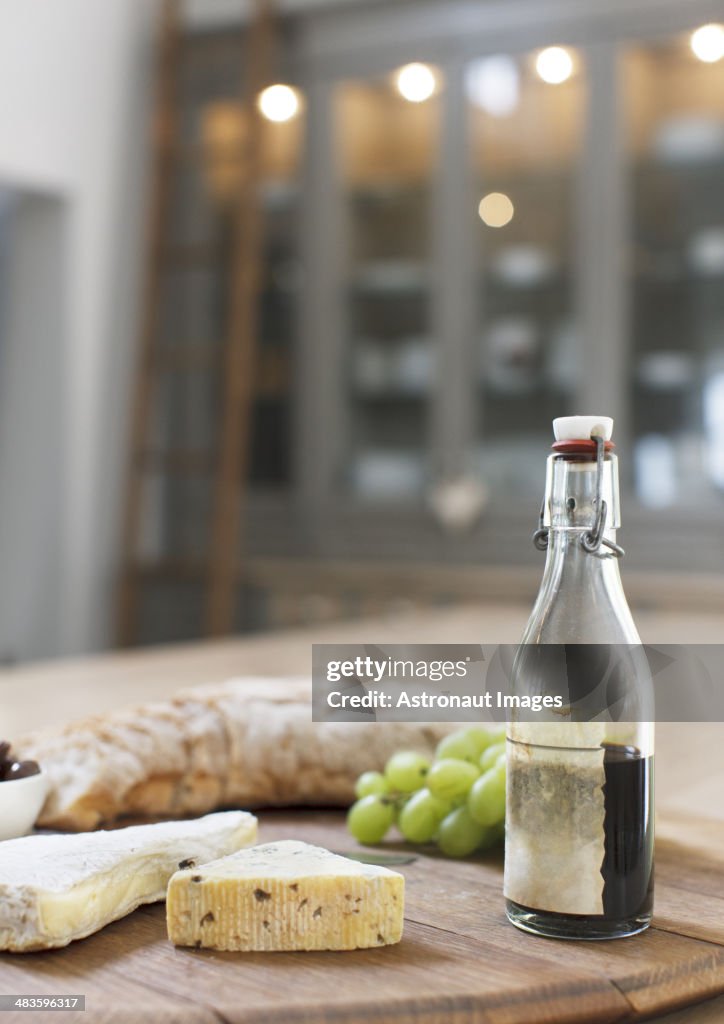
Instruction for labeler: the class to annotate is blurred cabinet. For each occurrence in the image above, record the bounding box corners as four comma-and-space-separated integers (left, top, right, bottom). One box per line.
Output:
625, 37, 724, 509
467, 52, 583, 500
335, 74, 439, 498
290, 0, 724, 574
143, 0, 724, 641
140, 25, 303, 578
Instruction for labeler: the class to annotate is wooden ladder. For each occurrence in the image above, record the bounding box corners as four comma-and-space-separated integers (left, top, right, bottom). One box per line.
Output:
117, 0, 276, 645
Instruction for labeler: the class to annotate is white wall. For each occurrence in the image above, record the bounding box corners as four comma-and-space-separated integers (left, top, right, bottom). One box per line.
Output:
0, 0, 158, 657
0, 194, 66, 662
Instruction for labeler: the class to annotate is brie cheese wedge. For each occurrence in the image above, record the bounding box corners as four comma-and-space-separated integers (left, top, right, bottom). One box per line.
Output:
167, 839, 405, 951
0, 811, 257, 951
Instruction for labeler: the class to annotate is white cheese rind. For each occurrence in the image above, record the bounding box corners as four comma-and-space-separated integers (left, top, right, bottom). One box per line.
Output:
0, 811, 257, 952
167, 840, 405, 951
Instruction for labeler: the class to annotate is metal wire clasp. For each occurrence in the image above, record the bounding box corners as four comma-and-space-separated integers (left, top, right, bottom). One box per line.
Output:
532, 433, 625, 558
532, 502, 549, 550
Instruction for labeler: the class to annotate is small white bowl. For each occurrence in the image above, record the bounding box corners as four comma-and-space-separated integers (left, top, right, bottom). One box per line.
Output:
0, 771, 49, 840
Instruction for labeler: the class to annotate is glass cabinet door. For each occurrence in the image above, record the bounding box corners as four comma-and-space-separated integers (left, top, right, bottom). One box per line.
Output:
334, 67, 441, 499
159, 29, 303, 493
143, 28, 304, 569
193, 81, 304, 489
624, 30, 724, 508
253, 84, 304, 486
467, 47, 584, 500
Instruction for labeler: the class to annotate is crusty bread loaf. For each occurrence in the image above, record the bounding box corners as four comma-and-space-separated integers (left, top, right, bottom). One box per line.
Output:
14, 677, 453, 831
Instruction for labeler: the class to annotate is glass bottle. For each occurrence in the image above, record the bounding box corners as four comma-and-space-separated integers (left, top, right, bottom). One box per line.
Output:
504, 416, 654, 940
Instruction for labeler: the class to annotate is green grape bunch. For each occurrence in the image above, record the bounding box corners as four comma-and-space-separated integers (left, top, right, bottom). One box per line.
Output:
346, 726, 507, 858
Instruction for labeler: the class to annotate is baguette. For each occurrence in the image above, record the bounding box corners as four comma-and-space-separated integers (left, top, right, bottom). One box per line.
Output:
15, 677, 453, 831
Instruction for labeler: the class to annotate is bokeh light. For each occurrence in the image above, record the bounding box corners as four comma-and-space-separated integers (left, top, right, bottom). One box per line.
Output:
257, 84, 300, 123
535, 46, 574, 84
395, 63, 437, 103
478, 192, 515, 227
691, 24, 724, 63
465, 56, 520, 117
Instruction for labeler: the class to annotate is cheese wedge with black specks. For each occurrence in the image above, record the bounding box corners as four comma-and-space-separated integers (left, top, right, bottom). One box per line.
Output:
166, 839, 405, 951
0, 811, 257, 952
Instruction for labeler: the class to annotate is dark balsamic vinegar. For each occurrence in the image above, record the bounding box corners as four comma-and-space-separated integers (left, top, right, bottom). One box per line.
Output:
601, 746, 654, 921
505, 743, 654, 940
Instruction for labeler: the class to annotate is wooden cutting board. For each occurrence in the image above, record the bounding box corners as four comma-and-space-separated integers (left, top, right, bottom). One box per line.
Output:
1, 808, 723, 1024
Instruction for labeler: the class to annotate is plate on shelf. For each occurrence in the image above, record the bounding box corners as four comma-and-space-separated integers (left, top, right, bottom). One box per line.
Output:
351, 450, 424, 498
636, 352, 695, 391
482, 317, 539, 394
653, 116, 724, 164
688, 227, 724, 276
490, 245, 557, 288
353, 336, 432, 396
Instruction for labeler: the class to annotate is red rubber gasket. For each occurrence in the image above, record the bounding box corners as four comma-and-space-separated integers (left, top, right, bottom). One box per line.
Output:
552, 439, 615, 455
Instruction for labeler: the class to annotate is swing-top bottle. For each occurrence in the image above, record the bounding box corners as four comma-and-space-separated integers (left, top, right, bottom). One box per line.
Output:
504, 415, 654, 940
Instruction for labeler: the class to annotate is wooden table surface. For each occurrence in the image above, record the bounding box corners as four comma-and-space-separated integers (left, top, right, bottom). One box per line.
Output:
0, 807, 721, 1024
0, 598, 720, 1024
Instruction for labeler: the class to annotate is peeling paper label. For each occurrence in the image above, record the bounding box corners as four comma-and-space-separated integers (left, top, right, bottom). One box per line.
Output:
504, 738, 606, 917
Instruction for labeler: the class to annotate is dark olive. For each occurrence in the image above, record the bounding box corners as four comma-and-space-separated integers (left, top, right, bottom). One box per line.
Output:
4, 760, 41, 781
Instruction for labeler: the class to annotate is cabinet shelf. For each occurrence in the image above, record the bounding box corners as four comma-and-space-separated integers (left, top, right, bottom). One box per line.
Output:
139, 450, 214, 476
634, 154, 724, 177
350, 265, 429, 295
352, 389, 428, 403
484, 274, 567, 294
349, 182, 429, 203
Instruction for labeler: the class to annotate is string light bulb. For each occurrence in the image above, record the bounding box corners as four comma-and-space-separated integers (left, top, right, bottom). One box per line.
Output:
478, 192, 514, 228
257, 84, 300, 123
395, 63, 437, 103
535, 46, 574, 84
691, 24, 724, 63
